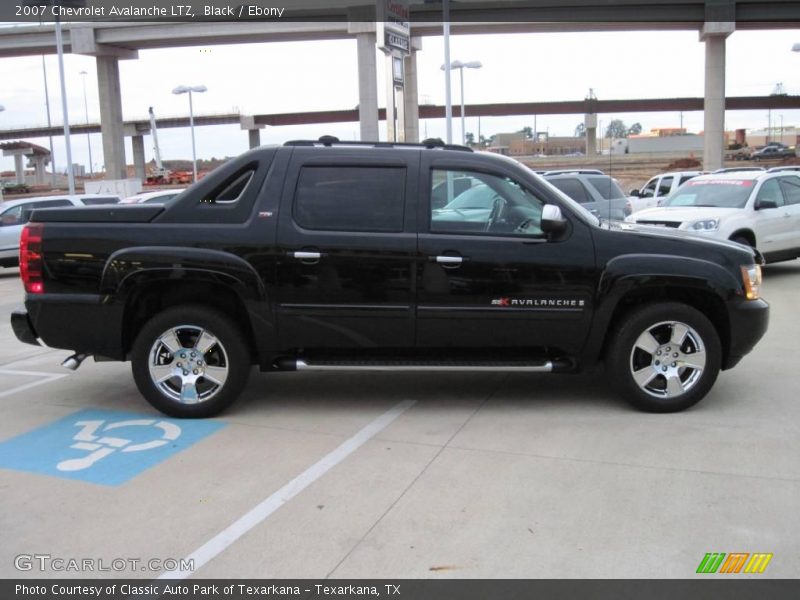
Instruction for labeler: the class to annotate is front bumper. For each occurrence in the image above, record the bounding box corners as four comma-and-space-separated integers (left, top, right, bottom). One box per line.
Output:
724, 298, 769, 369
11, 308, 40, 346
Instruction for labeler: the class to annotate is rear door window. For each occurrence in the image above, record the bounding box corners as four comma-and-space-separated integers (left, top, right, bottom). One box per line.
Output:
293, 166, 406, 232
778, 177, 800, 206
548, 178, 591, 203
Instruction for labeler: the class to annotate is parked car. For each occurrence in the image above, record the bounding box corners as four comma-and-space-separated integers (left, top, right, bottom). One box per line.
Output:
543, 172, 631, 220
0, 194, 120, 267
12, 138, 768, 417
625, 170, 800, 263
751, 145, 796, 161
724, 144, 752, 161
628, 171, 707, 212
120, 189, 185, 205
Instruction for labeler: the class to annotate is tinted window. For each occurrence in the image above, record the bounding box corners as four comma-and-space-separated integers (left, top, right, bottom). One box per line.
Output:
657, 176, 674, 196
431, 169, 545, 237
641, 178, 658, 197
200, 166, 255, 205
294, 166, 405, 232
755, 179, 785, 208
585, 176, 625, 200
778, 177, 800, 206
679, 175, 698, 185
548, 178, 591, 203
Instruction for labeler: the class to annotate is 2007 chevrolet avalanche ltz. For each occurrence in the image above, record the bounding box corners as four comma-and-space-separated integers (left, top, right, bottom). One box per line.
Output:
11, 138, 769, 417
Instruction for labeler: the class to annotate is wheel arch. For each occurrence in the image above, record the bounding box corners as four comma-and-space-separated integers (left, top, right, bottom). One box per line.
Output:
582, 254, 738, 369
729, 229, 756, 248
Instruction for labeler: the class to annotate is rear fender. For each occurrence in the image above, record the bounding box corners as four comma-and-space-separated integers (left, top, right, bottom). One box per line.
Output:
101, 246, 273, 364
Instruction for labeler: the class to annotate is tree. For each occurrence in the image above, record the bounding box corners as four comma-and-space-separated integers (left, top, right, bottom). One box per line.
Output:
465, 132, 475, 145
574, 123, 586, 138
628, 122, 643, 136
605, 119, 628, 139
518, 126, 533, 139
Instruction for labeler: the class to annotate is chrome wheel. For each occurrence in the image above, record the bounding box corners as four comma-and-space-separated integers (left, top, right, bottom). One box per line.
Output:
629, 320, 706, 399
147, 325, 229, 405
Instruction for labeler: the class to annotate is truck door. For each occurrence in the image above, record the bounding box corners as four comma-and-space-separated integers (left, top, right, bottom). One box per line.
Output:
275, 148, 417, 350
415, 155, 597, 357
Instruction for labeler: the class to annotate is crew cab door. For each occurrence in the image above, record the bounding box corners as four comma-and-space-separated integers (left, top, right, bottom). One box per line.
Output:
275, 148, 417, 349
415, 155, 597, 356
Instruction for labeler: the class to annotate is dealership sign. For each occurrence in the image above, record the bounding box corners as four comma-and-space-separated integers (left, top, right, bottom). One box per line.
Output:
377, 0, 411, 56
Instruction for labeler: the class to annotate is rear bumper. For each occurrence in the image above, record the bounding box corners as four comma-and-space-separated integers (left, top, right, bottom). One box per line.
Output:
16, 294, 125, 360
11, 308, 40, 346
724, 298, 769, 369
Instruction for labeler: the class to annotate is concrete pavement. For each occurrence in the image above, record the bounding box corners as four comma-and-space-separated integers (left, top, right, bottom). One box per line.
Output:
0, 262, 797, 579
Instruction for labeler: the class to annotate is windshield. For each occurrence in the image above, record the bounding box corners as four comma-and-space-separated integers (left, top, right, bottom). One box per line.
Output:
585, 176, 626, 200
663, 180, 754, 209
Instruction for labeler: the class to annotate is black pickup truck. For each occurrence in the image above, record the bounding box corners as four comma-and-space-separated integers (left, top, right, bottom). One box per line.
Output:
12, 138, 769, 417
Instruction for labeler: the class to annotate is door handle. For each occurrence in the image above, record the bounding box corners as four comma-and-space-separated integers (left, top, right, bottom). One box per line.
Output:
435, 255, 463, 267
292, 251, 322, 260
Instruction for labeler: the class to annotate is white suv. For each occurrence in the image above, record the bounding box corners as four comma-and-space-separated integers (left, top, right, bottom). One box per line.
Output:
625, 171, 800, 263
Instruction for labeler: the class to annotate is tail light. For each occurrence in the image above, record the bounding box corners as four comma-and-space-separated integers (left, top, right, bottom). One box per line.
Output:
20, 223, 44, 294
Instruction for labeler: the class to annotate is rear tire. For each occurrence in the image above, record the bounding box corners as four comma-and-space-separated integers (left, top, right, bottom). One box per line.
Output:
607, 302, 721, 412
131, 305, 251, 418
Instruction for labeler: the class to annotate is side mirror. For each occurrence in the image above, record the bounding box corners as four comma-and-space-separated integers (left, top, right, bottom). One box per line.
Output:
755, 198, 777, 210
629, 189, 641, 197
541, 204, 568, 235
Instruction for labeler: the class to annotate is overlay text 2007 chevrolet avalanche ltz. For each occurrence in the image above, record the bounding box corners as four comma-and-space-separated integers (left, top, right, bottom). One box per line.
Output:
11, 138, 769, 417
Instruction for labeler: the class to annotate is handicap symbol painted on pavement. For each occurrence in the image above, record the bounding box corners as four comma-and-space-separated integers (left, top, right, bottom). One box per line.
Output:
0, 409, 225, 486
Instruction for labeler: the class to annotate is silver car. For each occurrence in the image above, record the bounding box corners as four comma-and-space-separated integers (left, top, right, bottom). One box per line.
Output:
0, 194, 119, 267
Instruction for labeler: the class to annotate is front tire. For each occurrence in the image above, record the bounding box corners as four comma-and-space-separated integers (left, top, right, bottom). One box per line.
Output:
131, 305, 251, 418
607, 303, 721, 412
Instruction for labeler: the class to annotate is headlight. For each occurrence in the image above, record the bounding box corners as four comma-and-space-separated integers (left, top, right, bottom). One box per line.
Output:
741, 264, 762, 300
689, 218, 720, 231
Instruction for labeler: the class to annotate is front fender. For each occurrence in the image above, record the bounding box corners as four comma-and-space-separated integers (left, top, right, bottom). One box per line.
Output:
580, 253, 741, 364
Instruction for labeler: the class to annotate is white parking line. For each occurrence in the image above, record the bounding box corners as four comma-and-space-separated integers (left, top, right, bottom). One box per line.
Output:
161, 399, 416, 580
0, 368, 68, 400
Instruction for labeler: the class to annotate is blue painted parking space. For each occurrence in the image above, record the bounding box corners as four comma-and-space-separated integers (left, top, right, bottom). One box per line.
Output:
0, 408, 225, 486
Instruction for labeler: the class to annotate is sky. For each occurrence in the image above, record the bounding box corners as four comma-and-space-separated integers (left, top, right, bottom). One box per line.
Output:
1, 26, 800, 173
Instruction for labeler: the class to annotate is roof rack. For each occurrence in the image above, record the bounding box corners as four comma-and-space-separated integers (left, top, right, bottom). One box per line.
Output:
283, 135, 473, 152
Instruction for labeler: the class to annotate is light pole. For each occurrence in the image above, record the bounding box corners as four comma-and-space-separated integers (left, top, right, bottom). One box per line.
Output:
55, 13, 75, 194
440, 60, 482, 145
172, 84, 207, 183
79, 70, 93, 176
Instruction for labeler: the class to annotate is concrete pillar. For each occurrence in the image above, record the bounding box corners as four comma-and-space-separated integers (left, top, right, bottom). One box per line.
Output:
14, 155, 25, 184
96, 55, 127, 180
584, 113, 598, 157
32, 156, 47, 184
248, 129, 261, 149
403, 43, 421, 143
700, 22, 734, 171
132, 134, 146, 181
357, 32, 379, 141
